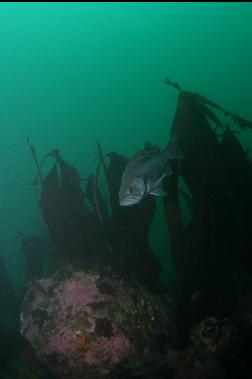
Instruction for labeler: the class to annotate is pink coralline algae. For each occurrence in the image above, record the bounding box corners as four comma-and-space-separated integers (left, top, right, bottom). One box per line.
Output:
45, 327, 76, 357
85, 335, 131, 365
52, 279, 102, 318
20, 270, 174, 379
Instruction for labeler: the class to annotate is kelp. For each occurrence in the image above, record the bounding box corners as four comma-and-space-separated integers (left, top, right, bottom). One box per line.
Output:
37, 148, 117, 272
194, 92, 252, 130
86, 174, 110, 225
0, 254, 20, 315
33, 140, 161, 287
105, 151, 162, 286
40, 154, 95, 267
163, 86, 252, 347
21, 234, 45, 282
162, 78, 182, 92
89, 141, 112, 225
85, 147, 161, 284
170, 91, 222, 198
26, 138, 43, 186
164, 77, 252, 130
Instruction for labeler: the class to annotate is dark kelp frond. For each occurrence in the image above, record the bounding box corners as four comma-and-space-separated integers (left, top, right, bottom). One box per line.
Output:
163, 78, 182, 92
193, 92, 252, 130
163, 78, 252, 130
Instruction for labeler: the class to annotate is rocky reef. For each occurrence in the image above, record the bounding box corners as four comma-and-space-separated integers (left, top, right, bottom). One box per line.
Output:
20, 269, 174, 379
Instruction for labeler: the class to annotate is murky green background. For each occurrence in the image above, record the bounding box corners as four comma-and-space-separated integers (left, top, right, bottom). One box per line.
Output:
0, 2, 251, 289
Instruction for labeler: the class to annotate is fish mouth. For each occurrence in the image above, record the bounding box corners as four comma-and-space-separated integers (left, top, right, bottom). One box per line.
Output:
119, 196, 141, 207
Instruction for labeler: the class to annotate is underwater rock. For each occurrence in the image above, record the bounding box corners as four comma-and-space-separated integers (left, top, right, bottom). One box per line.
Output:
20, 269, 174, 379
167, 348, 225, 379
165, 315, 243, 379
191, 317, 238, 359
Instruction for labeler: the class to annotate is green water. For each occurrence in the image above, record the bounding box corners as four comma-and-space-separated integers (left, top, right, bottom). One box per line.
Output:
0, 2, 252, 288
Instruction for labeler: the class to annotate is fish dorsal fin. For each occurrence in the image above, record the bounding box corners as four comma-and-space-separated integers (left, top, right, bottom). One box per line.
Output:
144, 142, 161, 153
130, 142, 160, 162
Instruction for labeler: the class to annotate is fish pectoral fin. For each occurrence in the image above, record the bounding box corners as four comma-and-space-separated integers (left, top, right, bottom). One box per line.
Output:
148, 174, 168, 196
164, 162, 173, 175
149, 187, 168, 196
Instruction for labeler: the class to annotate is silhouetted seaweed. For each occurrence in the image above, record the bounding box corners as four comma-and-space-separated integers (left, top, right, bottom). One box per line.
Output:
163, 89, 252, 348
22, 234, 46, 282
0, 253, 20, 315
193, 92, 252, 129
26, 137, 43, 186
105, 151, 162, 287
163, 78, 182, 92
38, 150, 118, 271
164, 78, 252, 130
86, 174, 110, 225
